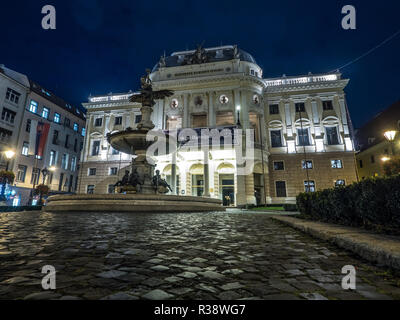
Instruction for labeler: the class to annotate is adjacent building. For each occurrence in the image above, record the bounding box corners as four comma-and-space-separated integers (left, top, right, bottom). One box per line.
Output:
79, 45, 358, 206
0, 65, 86, 205
355, 100, 400, 179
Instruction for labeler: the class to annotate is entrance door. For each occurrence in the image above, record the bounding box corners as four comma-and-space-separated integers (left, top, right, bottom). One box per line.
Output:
219, 174, 235, 206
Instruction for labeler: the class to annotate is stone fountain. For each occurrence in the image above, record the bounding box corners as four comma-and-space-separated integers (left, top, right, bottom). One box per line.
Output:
44, 70, 224, 213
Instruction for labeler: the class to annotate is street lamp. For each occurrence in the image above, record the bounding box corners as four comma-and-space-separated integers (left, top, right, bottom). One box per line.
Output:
41, 167, 49, 184
384, 130, 397, 155
3, 150, 15, 171
236, 105, 241, 126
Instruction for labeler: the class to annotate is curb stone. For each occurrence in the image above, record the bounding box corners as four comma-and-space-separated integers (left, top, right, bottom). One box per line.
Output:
271, 216, 400, 271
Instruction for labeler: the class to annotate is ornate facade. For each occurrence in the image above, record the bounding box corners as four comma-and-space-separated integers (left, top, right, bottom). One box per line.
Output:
79, 45, 357, 206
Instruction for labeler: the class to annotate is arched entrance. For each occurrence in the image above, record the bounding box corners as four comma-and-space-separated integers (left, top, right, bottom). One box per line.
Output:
216, 163, 235, 206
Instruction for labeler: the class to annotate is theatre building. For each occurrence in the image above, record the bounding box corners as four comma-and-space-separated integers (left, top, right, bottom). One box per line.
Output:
79, 45, 357, 206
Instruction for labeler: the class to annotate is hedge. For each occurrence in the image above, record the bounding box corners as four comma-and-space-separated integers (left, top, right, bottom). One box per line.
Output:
296, 175, 400, 235
0, 206, 42, 213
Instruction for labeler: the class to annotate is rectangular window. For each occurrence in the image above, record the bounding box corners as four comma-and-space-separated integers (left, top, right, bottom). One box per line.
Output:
91, 140, 100, 156
270, 130, 283, 148
302, 160, 313, 169
273, 161, 284, 171
87, 185, 95, 194
370, 155, 375, 164
359, 159, 363, 168
29, 100, 38, 113
16, 165, 27, 182
65, 135, 70, 148
323, 100, 334, 110
95, 118, 103, 127
52, 130, 59, 144
297, 128, 310, 146
295, 102, 305, 113
5, 88, 21, 104
275, 181, 287, 197
42, 107, 49, 119
331, 159, 343, 169
71, 156, 77, 171
49, 150, 56, 166
88, 168, 96, 176
61, 154, 69, 170
64, 118, 70, 128
1, 108, 16, 124
109, 167, 118, 175
26, 119, 31, 132
114, 116, 122, 125
135, 115, 142, 124
81, 127, 86, 137
304, 180, 316, 192
21, 141, 29, 156
73, 123, 79, 132
326, 126, 340, 145
31, 168, 40, 185
335, 179, 346, 187
269, 104, 279, 115
108, 184, 115, 194
54, 113, 61, 123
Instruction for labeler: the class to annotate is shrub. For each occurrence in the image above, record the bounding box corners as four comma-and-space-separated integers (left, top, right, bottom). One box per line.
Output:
296, 175, 400, 235
283, 203, 298, 211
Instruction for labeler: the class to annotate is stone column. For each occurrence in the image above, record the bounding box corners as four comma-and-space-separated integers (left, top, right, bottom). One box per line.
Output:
183, 94, 189, 128
338, 96, 349, 135
245, 173, 256, 205
208, 92, 215, 127
203, 150, 210, 197
171, 152, 177, 195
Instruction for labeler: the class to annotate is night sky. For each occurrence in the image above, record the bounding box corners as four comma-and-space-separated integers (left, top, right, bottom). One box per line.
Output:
0, 0, 399, 128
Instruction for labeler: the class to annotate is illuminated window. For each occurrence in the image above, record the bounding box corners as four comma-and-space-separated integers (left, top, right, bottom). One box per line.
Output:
21, 141, 29, 156
73, 123, 79, 131
54, 113, 61, 123
302, 160, 313, 169
29, 100, 38, 113
335, 179, 346, 187
304, 180, 316, 192
331, 159, 343, 169
42, 107, 50, 119
81, 128, 86, 137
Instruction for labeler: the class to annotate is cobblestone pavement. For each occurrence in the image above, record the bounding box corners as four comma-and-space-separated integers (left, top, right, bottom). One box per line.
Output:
1, 211, 400, 300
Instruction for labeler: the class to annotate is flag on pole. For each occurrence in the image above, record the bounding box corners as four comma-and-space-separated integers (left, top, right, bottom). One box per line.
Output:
28, 120, 38, 155
28, 120, 50, 157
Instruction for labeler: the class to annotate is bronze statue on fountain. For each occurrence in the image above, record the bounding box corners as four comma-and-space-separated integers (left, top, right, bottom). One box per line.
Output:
107, 69, 174, 194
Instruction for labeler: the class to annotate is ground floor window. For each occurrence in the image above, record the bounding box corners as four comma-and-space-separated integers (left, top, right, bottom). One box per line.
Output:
108, 184, 115, 194
87, 185, 95, 194
335, 179, 346, 187
275, 181, 286, 197
191, 174, 204, 196
304, 180, 316, 192
219, 174, 234, 206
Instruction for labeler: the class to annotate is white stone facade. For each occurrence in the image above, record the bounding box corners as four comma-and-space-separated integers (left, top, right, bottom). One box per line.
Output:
79, 45, 357, 206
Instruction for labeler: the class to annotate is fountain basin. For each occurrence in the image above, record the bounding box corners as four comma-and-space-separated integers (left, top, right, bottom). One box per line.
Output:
43, 194, 225, 213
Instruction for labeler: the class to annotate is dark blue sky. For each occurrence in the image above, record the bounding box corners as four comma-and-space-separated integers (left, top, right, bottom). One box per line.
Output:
1, 0, 399, 128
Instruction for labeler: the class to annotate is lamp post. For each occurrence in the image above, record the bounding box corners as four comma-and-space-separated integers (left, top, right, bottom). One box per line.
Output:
0, 150, 15, 203
384, 130, 397, 156
4, 150, 15, 171
236, 105, 241, 127
41, 167, 49, 185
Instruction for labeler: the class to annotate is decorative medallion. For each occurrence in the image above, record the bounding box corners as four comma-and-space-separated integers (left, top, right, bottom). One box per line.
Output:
170, 99, 179, 108
253, 95, 260, 105
219, 95, 229, 104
